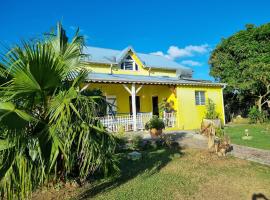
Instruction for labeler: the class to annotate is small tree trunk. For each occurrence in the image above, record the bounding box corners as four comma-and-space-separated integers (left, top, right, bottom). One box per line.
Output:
256, 96, 263, 112
208, 126, 215, 151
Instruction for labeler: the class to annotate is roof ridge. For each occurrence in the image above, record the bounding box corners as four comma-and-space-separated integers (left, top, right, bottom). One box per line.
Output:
84, 45, 192, 71
85, 46, 166, 59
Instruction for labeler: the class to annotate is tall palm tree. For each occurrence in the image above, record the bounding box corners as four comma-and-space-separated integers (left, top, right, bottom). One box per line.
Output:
0, 23, 118, 199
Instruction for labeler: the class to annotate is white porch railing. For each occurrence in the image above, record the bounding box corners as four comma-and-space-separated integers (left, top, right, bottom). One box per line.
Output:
163, 112, 177, 128
99, 112, 176, 132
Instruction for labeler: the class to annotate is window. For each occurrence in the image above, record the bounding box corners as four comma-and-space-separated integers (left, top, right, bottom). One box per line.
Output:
195, 91, 205, 105
120, 55, 138, 71
106, 96, 117, 115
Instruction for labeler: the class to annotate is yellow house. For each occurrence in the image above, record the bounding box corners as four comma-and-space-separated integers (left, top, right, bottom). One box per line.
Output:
83, 46, 225, 131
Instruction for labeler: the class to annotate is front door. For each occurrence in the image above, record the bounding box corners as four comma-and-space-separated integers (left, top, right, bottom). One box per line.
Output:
152, 96, 159, 116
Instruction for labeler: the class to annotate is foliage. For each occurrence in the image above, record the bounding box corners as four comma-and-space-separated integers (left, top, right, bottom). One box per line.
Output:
223, 91, 253, 122
248, 106, 267, 124
215, 127, 225, 138
0, 23, 118, 199
205, 99, 219, 119
209, 23, 270, 117
159, 98, 175, 115
82, 89, 107, 116
128, 135, 144, 150
145, 116, 165, 130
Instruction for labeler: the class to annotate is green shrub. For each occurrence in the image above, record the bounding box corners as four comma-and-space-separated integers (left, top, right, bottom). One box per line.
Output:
248, 106, 267, 123
114, 133, 128, 152
215, 127, 225, 138
130, 135, 144, 150
145, 116, 165, 130
205, 98, 219, 119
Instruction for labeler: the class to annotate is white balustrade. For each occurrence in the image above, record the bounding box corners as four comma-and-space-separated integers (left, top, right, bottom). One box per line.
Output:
99, 112, 176, 132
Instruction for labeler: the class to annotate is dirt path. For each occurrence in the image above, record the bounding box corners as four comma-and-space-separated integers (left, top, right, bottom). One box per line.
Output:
167, 131, 270, 166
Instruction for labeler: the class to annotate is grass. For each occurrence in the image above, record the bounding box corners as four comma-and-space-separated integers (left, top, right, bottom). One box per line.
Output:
225, 123, 270, 150
70, 148, 270, 200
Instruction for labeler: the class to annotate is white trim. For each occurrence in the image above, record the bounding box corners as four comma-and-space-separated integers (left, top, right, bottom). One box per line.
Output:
122, 84, 132, 94
136, 85, 144, 93
195, 91, 206, 105
131, 83, 137, 131
221, 87, 226, 125
120, 55, 138, 71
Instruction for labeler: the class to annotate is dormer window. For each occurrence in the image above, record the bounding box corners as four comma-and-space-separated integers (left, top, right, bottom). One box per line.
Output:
120, 55, 138, 71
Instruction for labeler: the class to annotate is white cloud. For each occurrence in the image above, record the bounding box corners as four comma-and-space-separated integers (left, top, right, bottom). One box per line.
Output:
181, 60, 203, 67
151, 44, 209, 60
150, 51, 165, 56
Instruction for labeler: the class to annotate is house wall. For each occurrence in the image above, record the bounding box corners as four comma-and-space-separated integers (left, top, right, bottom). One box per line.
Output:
84, 51, 177, 77
86, 83, 177, 114
86, 83, 224, 130
176, 85, 225, 130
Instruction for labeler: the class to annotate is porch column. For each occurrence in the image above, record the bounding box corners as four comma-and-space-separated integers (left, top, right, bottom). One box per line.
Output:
122, 83, 144, 131
131, 83, 137, 131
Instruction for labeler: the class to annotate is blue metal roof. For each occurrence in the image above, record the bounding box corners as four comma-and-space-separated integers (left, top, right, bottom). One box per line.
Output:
83, 46, 191, 71
86, 73, 224, 87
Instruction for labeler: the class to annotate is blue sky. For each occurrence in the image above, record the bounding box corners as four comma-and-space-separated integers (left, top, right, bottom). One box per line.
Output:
1, 0, 270, 80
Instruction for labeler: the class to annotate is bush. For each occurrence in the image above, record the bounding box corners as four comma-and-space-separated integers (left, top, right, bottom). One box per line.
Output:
145, 116, 165, 130
129, 135, 144, 150
114, 133, 128, 152
215, 127, 225, 138
248, 106, 267, 123
205, 99, 219, 119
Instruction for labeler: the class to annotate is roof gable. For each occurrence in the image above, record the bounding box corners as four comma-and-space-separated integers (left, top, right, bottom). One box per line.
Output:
83, 46, 193, 77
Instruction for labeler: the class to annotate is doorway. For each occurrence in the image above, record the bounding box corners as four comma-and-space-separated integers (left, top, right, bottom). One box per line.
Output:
129, 96, 140, 114
152, 96, 159, 116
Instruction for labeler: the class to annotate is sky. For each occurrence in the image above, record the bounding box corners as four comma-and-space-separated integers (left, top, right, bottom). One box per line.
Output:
1, 0, 270, 80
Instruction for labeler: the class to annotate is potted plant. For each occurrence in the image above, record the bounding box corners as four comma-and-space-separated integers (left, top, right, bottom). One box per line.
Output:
145, 116, 165, 138
201, 98, 222, 137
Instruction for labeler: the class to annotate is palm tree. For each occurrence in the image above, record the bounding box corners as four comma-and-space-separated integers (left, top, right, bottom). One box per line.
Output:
0, 23, 118, 199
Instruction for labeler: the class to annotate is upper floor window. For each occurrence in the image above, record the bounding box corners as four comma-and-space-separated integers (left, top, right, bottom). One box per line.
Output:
195, 91, 205, 105
120, 55, 138, 71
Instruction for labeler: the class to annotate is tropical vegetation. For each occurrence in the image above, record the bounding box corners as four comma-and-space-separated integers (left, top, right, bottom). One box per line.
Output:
145, 116, 165, 131
0, 23, 118, 199
205, 98, 219, 120
209, 23, 270, 122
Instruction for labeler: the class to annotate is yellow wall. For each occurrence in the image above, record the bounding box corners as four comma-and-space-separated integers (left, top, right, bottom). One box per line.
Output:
84, 50, 177, 77
87, 83, 224, 130
176, 85, 225, 130
87, 83, 177, 114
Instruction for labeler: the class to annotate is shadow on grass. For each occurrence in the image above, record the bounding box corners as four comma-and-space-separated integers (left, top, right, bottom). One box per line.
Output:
252, 193, 269, 200
76, 147, 183, 199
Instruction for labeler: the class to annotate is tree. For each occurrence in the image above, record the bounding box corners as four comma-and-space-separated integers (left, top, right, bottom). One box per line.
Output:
0, 23, 118, 199
209, 23, 270, 114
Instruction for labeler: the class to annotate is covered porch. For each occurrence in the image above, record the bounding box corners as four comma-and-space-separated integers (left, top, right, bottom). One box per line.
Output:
86, 73, 179, 132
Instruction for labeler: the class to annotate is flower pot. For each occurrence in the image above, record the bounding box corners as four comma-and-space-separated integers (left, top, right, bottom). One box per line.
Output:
150, 128, 163, 138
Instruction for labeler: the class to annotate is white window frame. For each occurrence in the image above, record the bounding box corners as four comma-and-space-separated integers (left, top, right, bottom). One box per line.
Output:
195, 91, 206, 105
120, 55, 138, 71
106, 95, 117, 115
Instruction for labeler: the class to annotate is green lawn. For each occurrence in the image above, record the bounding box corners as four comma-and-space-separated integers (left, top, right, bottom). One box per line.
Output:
225, 123, 270, 150
72, 148, 270, 200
